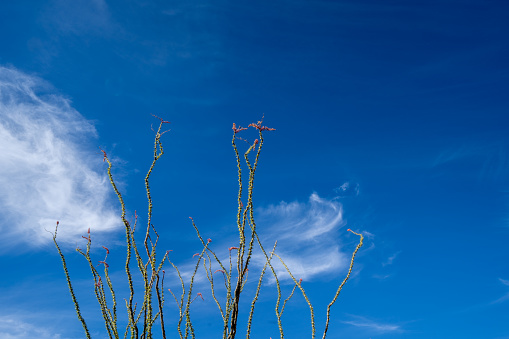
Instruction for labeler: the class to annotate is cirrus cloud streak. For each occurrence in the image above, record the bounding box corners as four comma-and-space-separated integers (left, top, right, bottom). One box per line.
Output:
0, 66, 120, 250
254, 192, 351, 282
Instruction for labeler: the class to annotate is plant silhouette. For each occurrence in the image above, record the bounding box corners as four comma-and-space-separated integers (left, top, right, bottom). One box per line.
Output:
52, 116, 364, 339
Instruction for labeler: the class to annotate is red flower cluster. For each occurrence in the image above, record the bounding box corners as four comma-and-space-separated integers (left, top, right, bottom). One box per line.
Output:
151, 114, 171, 124
82, 228, 91, 242
233, 116, 276, 134
98, 260, 109, 268
232, 123, 247, 134
248, 117, 276, 132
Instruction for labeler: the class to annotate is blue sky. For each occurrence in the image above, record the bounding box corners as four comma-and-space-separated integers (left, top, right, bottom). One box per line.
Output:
0, 0, 508, 338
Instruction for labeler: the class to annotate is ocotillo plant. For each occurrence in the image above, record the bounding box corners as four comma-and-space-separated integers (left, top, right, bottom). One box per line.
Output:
52, 116, 364, 339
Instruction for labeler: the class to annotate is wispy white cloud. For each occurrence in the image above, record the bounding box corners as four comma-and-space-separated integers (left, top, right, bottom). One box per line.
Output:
372, 274, 391, 280
432, 145, 477, 168
159, 192, 363, 293
253, 192, 355, 282
0, 66, 120, 250
491, 278, 509, 304
43, 0, 115, 37
342, 314, 403, 333
432, 143, 509, 184
382, 251, 401, 267
0, 315, 67, 339
362, 230, 375, 239
334, 181, 359, 197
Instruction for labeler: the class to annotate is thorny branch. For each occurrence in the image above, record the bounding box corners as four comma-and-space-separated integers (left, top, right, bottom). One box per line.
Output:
53, 116, 363, 339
